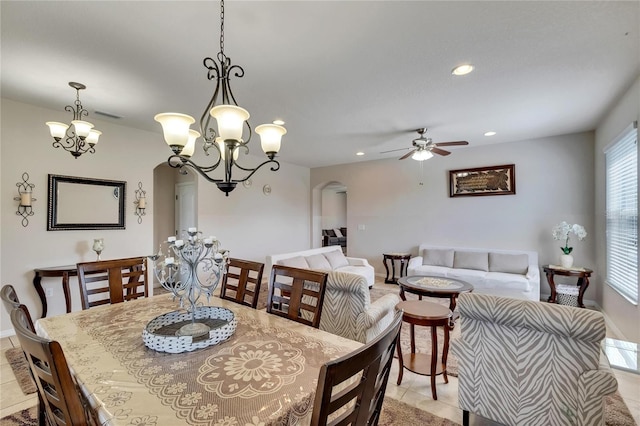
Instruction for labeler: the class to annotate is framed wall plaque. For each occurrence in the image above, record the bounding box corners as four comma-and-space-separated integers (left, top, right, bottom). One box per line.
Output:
449, 164, 515, 197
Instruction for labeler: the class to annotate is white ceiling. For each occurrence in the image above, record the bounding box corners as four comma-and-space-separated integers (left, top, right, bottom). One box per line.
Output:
2, 1, 638, 168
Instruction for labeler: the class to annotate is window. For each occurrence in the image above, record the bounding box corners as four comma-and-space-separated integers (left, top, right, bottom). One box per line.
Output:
605, 122, 638, 304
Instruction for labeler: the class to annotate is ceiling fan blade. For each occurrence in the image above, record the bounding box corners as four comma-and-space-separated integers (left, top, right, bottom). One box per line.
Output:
380, 147, 410, 154
399, 149, 417, 160
431, 147, 451, 156
434, 141, 469, 147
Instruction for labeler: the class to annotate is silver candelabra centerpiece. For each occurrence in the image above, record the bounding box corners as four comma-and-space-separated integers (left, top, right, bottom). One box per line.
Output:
149, 228, 228, 337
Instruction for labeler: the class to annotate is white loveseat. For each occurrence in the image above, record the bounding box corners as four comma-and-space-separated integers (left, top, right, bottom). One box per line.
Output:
408, 244, 540, 301
266, 246, 375, 287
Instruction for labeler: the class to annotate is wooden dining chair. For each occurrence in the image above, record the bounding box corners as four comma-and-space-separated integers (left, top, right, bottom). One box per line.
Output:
267, 265, 328, 328
311, 310, 402, 426
77, 257, 148, 310
1, 284, 36, 330
11, 307, 98, 426
219, 258, 264, 308
1, 284, 47, 426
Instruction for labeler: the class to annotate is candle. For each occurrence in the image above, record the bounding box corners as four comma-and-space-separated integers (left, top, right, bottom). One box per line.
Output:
188, 227, 197, 233
138, 197, 146, 209
214, 253, 223, 261
20, 192, 31, 207
175, 240, 184, 247
165, 257, 174, 265
203, 238, 213, 245
168, 236, 176, 243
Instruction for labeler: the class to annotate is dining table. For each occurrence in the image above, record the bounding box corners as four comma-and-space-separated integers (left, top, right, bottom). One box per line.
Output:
35, 294, 362, 425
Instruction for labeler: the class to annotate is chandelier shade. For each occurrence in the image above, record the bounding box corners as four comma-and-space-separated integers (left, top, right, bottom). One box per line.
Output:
154, 0, 286, 196
154, 113, 196, 153
46, 82, 102, 158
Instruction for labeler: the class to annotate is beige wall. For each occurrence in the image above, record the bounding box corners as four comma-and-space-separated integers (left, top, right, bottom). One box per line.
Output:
595, 75, 640, 342
312, 131, 596, 299
0, 98, 311, 336
0, 98, 166, 333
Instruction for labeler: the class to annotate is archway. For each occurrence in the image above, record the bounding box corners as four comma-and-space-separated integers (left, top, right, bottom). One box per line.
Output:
311, 181, 347, 252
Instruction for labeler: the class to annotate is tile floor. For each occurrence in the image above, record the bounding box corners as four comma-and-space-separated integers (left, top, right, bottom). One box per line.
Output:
1, 291, 639, 425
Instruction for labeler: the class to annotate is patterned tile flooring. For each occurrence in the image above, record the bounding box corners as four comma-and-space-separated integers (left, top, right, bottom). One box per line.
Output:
1, 286, 639, 424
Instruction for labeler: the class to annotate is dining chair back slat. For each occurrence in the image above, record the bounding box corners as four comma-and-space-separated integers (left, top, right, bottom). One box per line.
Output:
10, 307, 97, 425
220, 258, 264, 308
267, 265, 328, 328
77, 257, 148, 310
311, 310, 402, 426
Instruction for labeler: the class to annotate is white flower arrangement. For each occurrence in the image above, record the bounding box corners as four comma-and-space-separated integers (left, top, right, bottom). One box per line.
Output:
552, 221, 587, 255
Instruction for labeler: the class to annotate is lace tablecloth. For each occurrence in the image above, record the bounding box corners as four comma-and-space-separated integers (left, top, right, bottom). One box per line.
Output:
36, 295, 361, 426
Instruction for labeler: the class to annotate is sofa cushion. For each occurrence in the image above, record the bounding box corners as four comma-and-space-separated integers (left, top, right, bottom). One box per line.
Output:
485, 272, 532, 292
277, 255, 309, 269
453, 251, 488, 271
305, 254, 332, 271
422, 248, 455, 267
489, 253, 529, 275
324, 250, 349, 269
408, 264, 450, 278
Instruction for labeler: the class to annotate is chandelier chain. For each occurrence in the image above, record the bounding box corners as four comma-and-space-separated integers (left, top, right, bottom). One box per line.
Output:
219, 0, 225, 58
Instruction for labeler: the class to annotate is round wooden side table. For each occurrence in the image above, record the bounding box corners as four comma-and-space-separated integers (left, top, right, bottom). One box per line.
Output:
383, 252, 411, 284
396, 299, 451, 400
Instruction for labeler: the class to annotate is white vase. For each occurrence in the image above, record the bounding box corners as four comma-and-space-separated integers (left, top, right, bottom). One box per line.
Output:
560, 254, 574, 268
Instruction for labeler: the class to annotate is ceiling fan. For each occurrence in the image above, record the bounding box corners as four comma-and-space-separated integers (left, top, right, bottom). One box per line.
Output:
381, 128, 469, 160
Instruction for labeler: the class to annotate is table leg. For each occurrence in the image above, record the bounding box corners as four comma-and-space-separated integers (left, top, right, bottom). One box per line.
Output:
430, 325, 438, 400
410, 323, 416, 354
442, 323, 449, 384
62, 272, 71, 313
391, 260, 397, 284
383, 256, 392, 284
399, 287, 407, 301
448, 295, 458, 329
577, 277, 589, 308
396, 333, 404, 385
32, 272, 47, 318
546, 271, 557, 303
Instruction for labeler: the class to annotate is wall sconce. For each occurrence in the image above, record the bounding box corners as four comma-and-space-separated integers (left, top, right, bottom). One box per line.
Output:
14, 172, 36, 227
134, 181, 147, 224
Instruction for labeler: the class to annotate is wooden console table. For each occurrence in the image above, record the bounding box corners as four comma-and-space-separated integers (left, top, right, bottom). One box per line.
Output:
543, 265, 593, 308
33, 265, 77, 318
383, 252, 411, 284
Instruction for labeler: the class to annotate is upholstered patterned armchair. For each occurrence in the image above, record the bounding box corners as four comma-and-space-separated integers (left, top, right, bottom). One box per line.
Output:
319, 271, 400, 343
452, 293, 617, 426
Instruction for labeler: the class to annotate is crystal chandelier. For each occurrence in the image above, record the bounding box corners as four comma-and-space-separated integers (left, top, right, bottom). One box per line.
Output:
46, 82, 102, 158
155, 0, 286, 196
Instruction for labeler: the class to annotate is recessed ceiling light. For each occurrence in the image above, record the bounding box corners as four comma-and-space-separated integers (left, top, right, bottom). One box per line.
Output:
273, 119, 285, 125
484, 131, 497, 136
356, 151, 365, 156
452, 64, 474, 76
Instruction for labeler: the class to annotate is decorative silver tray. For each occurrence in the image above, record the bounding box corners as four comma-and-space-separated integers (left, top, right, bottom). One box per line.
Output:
143, 306, 237, 353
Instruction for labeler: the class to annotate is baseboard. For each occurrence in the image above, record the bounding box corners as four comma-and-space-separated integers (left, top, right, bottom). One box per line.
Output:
0, 329, 16, 339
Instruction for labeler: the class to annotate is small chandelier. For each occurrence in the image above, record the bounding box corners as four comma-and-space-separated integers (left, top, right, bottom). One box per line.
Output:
155, 0, 286, 196
46, 82, 102, 159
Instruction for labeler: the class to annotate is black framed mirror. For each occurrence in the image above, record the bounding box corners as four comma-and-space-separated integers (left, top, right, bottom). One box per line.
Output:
47, 174, 126, 231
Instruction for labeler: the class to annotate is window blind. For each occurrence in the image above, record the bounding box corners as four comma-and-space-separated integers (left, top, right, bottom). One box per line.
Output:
605, 122, 638, 303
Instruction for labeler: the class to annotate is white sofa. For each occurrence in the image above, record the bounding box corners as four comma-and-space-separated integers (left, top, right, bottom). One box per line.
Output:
408, 244, 540, 301
266, 246, 375, 287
